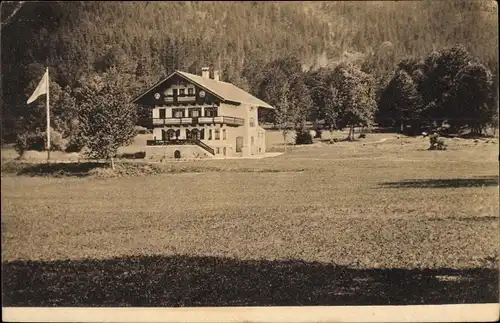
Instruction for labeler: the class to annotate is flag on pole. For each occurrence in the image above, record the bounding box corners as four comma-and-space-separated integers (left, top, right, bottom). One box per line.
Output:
26, 67, 51, 161
27, 70, 49, 104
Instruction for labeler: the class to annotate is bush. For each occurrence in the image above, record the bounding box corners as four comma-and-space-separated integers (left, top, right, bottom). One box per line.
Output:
65, 133, 87, 153
135, 125, 150, 134
49, 130, 68, 151
117, 151, 146, 159
15, 133, 43, 155
429, 133, 447, 150
295, 131, 313, 145
15, 129, 69, 156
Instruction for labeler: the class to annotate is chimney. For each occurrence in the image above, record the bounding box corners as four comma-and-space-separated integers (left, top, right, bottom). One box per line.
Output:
213, 70, 220, 81
201, 67, 210, 79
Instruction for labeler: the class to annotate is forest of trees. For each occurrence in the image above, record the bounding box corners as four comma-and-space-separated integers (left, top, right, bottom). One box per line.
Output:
1, 1, 498, 144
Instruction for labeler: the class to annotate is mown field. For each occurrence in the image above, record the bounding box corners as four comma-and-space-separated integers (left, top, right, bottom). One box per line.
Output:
1, 133, 499, 306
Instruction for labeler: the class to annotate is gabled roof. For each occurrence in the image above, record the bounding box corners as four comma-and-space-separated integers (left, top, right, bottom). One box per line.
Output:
132, 70, 274, 109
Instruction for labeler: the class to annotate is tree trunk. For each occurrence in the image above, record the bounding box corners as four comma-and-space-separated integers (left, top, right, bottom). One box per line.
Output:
282, 131, 287, 152
111, 156, 115, 171
348, 125, 354, 141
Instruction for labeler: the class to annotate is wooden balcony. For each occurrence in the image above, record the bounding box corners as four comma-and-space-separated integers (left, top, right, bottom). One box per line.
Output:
152, 118, 193, 126
152, 116, 244, 127
162, 95, 196, 103
198, 116, 244, 126
177, 95, 196, 102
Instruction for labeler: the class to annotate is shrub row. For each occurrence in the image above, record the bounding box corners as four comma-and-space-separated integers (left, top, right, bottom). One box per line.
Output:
15, 130, 86, 155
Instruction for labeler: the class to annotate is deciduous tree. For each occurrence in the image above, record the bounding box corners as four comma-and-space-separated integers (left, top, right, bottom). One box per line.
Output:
379, 69, 423, 134
328, 64, 377, 141
259, 57, 313, 148
75, 69, 137, 169
451, 61, 495, 135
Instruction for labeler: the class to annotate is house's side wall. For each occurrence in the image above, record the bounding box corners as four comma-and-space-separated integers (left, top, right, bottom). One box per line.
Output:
219, 103, 245, 156
256, 125, 266, 154
202, 124, 231, 156
247, 105, 262, 156
219, 103, 267, 156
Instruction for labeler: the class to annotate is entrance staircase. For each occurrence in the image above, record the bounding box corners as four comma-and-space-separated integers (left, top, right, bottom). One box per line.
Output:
146, 139, 215, 156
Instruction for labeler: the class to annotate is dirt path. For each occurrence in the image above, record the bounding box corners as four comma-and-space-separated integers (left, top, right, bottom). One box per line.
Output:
366, 137, 396, 144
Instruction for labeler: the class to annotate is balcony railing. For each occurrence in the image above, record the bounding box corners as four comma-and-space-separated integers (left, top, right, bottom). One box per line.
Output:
152, 116, 244, 127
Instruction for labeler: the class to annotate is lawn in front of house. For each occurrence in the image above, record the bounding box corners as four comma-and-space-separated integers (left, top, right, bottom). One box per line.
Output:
2, 135, 498, 268
2, 133, 498, 306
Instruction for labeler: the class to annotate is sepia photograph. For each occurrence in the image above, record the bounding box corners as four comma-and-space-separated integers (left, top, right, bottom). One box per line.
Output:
1, 1, 499, 322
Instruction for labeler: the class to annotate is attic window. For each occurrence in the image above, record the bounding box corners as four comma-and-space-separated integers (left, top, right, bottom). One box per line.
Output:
179, 89, 185, 96
188, 88, 194, 95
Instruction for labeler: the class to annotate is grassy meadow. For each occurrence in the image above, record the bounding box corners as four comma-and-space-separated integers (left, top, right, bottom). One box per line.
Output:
1, 131, 499, 306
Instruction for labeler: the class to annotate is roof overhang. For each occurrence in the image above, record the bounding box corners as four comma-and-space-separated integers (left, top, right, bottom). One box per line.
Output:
131, 70, 275, 110
131, 71, 225, 104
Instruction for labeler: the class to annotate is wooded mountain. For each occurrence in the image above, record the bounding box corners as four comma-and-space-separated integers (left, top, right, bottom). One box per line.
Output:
1, 1, 498, 140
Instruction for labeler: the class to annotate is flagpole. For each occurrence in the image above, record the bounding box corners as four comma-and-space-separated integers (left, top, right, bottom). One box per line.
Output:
46, 67, 50, 163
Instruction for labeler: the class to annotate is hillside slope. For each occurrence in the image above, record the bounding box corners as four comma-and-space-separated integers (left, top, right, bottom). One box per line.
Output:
1, 1, 497, 138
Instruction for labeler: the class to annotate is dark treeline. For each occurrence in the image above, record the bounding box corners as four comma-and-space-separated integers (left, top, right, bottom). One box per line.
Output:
1, 1, 498, 142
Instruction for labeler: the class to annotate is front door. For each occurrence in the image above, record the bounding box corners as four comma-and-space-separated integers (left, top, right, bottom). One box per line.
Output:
191, 129, 200, 140
236, 136, 243, 153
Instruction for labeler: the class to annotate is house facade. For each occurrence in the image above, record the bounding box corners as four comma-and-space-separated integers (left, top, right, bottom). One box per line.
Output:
132, 67, 274, 159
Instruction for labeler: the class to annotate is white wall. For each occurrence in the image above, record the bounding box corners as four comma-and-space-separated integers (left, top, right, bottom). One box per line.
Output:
151, 102, 268, 156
